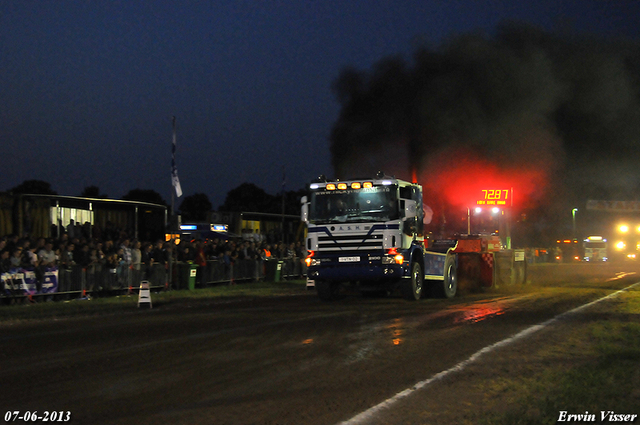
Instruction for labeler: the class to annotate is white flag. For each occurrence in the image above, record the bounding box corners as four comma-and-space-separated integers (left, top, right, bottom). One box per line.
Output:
171, 116, 183, 197
172, 168, 182, 198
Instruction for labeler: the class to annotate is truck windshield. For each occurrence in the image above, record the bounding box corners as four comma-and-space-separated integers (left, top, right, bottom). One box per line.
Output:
309, 186, 398, 223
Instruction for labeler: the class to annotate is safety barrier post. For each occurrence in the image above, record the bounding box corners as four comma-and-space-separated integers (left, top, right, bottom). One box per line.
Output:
81, 268, 87, 298
164, 263, 169, 291
127, 265, 134, 295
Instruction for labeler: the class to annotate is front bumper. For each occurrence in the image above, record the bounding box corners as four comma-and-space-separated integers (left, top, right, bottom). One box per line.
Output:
307, 263, 408, 282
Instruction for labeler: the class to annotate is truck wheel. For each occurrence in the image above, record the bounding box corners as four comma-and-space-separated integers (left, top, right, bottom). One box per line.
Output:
316, 280, 339, 301
434, 255, 457, 298
402, 262, 423, 301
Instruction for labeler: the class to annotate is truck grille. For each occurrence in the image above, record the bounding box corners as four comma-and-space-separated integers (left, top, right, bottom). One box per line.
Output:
318, 234, 383, 252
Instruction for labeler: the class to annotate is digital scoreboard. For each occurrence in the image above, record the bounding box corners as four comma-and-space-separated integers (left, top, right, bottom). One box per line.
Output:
475, 188, 513, 207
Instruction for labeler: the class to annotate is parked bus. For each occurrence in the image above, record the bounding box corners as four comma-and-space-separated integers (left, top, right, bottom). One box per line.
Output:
583, 236, 608, 262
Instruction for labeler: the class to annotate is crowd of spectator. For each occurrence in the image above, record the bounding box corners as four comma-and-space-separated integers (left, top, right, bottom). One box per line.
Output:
1, 226, 308, 289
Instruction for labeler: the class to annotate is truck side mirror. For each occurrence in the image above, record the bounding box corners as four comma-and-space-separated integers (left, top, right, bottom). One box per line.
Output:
400, 199, 417, 220
301, 196, 309, 224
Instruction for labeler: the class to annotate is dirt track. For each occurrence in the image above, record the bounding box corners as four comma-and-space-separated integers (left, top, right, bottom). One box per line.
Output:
2, 262, 639, 424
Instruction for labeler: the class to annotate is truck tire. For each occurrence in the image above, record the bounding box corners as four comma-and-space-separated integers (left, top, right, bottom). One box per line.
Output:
432, 255, 457, 298
402, 261, 423, 301
316, 280, 339, 301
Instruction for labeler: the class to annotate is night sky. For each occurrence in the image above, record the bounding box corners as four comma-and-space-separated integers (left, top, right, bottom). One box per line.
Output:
2, 1, 640, 209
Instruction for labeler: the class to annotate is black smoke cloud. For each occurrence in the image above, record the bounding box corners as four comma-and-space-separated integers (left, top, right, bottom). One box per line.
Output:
330, 23, 640, 217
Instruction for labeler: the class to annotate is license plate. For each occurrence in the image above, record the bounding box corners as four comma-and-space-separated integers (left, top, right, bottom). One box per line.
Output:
339, 256, 360, 263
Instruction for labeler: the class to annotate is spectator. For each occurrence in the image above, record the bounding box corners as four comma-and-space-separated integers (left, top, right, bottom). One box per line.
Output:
115, 247, 128, 286
1, 248, 12, 296
223, 246, 237, 269
212, 239, 225, 258
81, 222, 91, 240
141, 242, 154, 279
178, 242, 194, 262
38, 241, 57, 268
103, 239, 116, 258
119, 238, 132, 285
21, 239, 39, 268
25, 244, 40, 268
131, 240, 142, 271
151, 240, 167, 266
67, 219, 76, 238
194, 241, 207, 286
60, 243, 76, 270
108, 248, 121, 272
94, 242, 106, 273
10, 247, 23, 268
34, 237, 46, 253
261, 243, 272, 260
120, 238, 132, 268
194, 242, 207, 267
0, 230, 293, 296
1, 249, 11, 273
105, 249, 120, 289
87, 245, 100, 292
76, 243, 92, 269
286, 242, 296, 259
241, 241, 258, 261
164, 242, 175, 266
271, 242, 280, 259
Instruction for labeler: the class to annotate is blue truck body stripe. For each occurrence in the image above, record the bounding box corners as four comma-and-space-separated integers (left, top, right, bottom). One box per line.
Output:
309, 224, 400, 251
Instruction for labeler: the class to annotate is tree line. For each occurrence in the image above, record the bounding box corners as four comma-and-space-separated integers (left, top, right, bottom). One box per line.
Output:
6, 180, 306, 223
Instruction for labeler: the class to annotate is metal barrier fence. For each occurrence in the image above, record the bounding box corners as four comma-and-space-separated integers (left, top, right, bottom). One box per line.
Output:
1, 257, 308, 303
185, 257, 307, 289
494, 249, 527, 286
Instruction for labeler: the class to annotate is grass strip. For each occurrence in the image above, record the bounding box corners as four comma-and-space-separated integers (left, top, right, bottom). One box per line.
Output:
0, 279, 308, 324
476, 292, 640, 424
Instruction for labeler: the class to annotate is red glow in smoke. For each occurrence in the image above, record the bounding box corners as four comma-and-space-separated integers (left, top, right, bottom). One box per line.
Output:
418, 150, 548, 209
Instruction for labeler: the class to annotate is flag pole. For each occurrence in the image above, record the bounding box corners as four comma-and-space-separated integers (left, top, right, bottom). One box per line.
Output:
281, 165, 285, 243
169, 116, 178, 290
171, 116, 176, 218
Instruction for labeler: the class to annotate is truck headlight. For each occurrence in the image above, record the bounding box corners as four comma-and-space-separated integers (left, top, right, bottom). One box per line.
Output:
305, 253, 321, 267
382, 255, 404, 265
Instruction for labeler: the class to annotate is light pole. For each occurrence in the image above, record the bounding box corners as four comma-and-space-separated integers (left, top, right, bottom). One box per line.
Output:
572, 208, 578, 239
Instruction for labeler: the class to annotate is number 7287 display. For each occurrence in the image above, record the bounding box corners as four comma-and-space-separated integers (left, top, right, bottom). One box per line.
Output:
476, 189, 512, 206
